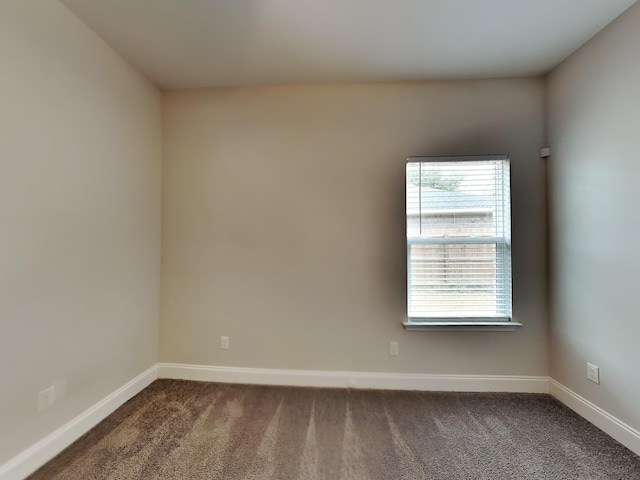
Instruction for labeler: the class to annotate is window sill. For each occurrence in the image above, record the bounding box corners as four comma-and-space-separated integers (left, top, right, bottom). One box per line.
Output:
403, 321, 523, 332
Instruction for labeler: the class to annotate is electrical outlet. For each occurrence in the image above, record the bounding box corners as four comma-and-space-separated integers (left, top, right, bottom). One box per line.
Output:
38, 386, 55, 412
390, 341, 399, 356
587, 363, 600, 384
220, 336, 229, 350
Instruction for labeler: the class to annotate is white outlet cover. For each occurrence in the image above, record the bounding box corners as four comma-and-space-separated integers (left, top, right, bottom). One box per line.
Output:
38, 386, 55, 411
587, 363, 600, 384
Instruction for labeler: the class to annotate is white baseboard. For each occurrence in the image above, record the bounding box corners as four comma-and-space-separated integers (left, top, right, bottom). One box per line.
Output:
158, 363, 549, 393
11, 365, 640, 478
549, 379, 640, 456
0, 365, 158, 480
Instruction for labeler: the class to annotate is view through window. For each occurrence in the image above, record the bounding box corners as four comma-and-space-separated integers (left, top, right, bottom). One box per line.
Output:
406, 155, 512, 323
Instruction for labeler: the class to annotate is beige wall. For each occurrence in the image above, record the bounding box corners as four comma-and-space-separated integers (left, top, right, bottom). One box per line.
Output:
0, 0, 161, 465
547, 3, 640, 431
161, 81, 548, 375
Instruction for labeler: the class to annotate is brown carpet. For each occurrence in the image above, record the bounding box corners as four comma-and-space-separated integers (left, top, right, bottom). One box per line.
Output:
29, 379, 640, 479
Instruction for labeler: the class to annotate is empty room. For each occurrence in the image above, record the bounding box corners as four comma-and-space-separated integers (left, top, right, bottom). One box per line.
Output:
1, 0, 639, 478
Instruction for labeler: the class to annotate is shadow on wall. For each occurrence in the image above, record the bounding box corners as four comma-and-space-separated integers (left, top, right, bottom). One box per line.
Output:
375, 124, 542, 322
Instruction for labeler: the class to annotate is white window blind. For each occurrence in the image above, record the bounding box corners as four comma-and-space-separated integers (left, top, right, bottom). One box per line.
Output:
406, 155, 512, 323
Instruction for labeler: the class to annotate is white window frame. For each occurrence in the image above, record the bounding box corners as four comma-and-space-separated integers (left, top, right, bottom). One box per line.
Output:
403, 155, 521, 331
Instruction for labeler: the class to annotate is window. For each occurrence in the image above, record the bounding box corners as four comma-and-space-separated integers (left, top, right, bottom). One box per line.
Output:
404, 155, 519, 331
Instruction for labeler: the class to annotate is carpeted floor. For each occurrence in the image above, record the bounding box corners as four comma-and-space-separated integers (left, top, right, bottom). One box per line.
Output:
29, 379, 640, 479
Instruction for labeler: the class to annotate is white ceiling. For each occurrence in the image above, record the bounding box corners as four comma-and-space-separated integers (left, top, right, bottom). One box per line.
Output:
60, 0, 637, 90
